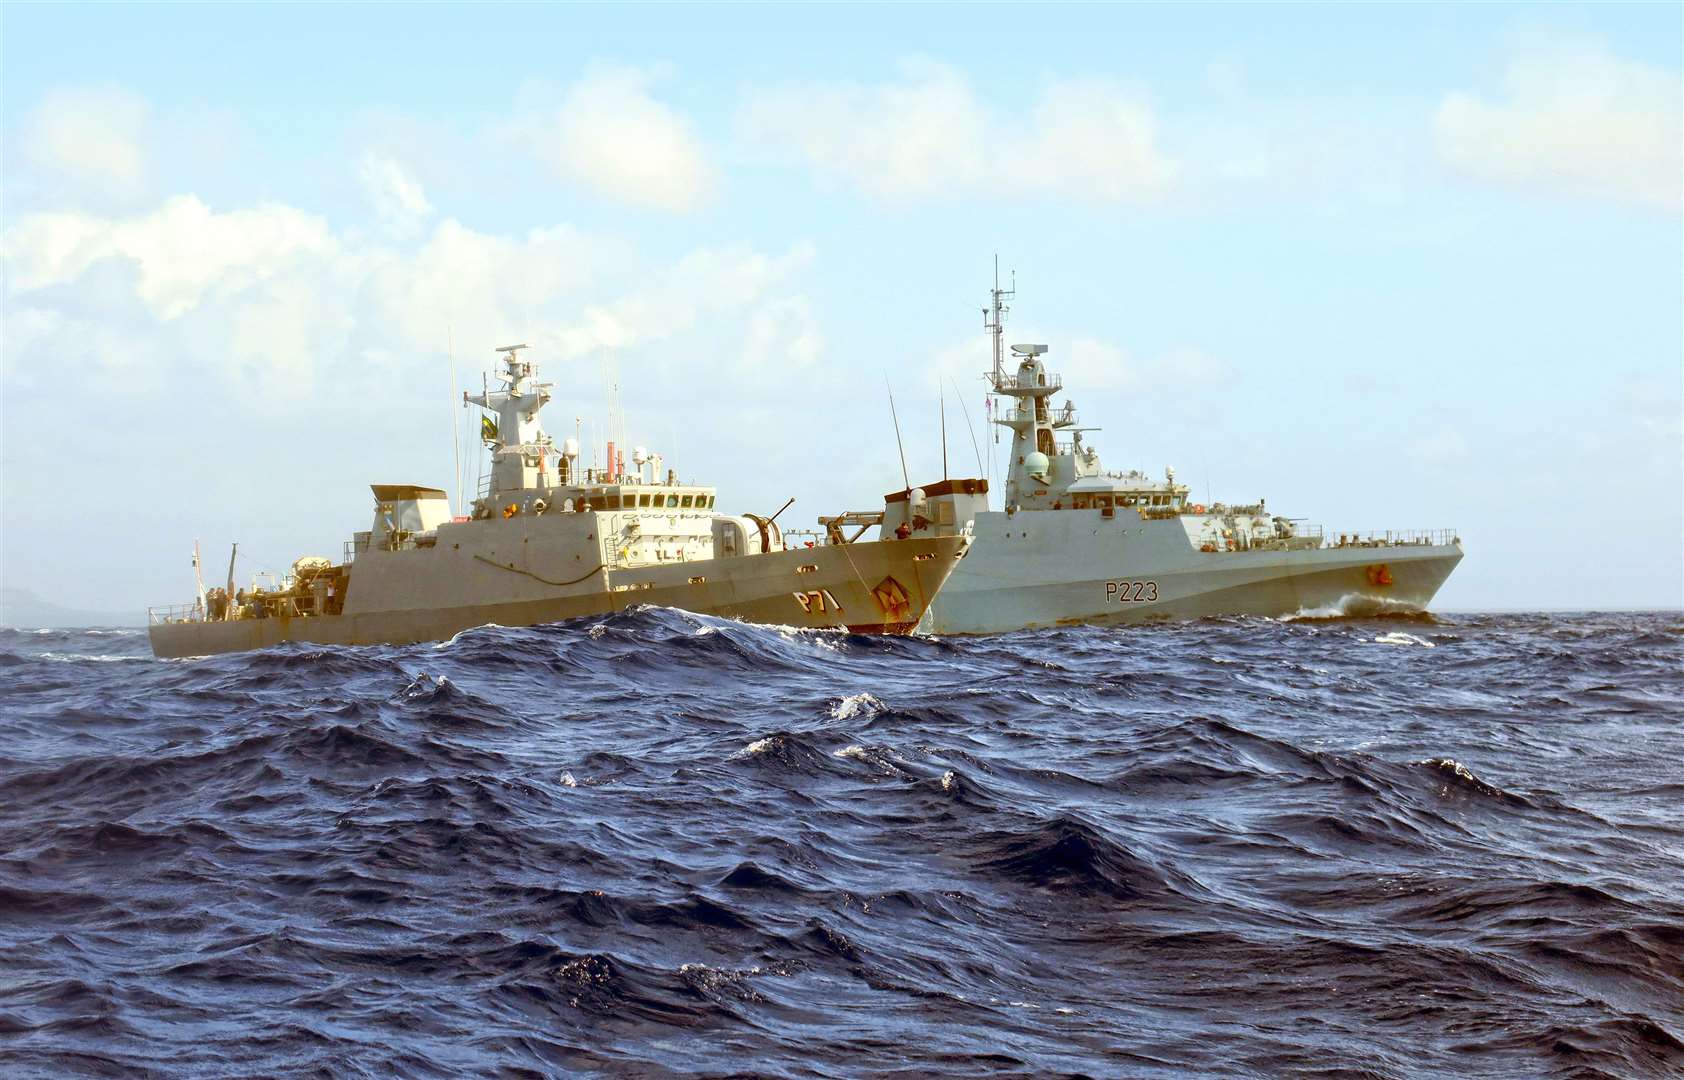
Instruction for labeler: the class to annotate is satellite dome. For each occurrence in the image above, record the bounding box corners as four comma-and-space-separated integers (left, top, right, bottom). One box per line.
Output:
562, 437, 580, 459
1024, 451, 1050, 479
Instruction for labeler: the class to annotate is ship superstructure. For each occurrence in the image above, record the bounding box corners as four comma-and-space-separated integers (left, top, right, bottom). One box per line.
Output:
149, 346, 965, 657
872, 275, 1463, 633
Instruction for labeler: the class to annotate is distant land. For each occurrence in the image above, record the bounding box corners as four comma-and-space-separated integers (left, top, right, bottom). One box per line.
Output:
1, 587, 147, 629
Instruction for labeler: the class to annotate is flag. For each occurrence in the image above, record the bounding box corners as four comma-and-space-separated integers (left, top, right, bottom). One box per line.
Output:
481, 414, 498, 442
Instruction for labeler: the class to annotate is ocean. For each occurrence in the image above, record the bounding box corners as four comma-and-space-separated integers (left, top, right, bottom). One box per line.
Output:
1, 610, 1680, 1078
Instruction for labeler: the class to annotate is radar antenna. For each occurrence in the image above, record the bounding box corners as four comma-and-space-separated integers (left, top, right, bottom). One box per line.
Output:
495, 343, 530, 382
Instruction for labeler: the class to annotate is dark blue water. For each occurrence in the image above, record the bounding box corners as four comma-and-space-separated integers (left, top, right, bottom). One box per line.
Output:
2, 610, 1680, 1078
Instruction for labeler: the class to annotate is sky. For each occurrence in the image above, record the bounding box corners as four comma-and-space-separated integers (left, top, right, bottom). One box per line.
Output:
2, 3, 1680, 616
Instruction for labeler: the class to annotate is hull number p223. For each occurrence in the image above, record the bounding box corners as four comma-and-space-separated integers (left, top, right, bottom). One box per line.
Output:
1105, 580, 1159, 603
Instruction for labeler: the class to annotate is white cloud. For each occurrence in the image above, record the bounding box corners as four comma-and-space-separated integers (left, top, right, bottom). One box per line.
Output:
2, 196, 341, 321
502, 66, 717, 213
738, 61, 1177, 204
22, 87, 150, 200
1433, 41, 1683, 213
358, 151, 435, 224
1, 194, 814, 398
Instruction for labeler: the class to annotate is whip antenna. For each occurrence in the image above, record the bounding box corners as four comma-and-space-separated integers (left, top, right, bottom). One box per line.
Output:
940, 384, 949, 481
885, 376, 911, 492
949, 375, 985, 478
448, 326, 462, 517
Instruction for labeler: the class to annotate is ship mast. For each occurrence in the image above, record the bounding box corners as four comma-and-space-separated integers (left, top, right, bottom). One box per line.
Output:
984, 256, 1015, 389
465, 343, 554, 504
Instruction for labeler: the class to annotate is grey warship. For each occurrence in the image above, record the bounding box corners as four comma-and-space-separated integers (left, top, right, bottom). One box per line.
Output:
846, 277, 1463, 634
149, 346, 966, 657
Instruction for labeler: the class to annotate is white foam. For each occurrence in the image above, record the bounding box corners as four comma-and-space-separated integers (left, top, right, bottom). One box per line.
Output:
36, 652, 148, 663
832, 744, 869, 760
559, 771, 578, 788
433, 622, 507, 648
1285, 593, 1428, 620
1374, 631, 1434, 648
1425, 757, 1476, 781
742, 736, 776, 755
831, 692, 884, 721
941, 770, 958, 792
774, 625, 843, 652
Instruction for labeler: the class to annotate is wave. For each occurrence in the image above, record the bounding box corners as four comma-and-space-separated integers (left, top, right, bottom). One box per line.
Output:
1281, 594, 1439, 622
967, 815, 1195, 903
1, 610, 1679, 1076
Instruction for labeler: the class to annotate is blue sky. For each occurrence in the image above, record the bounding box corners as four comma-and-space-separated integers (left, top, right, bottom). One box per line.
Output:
3, 3, 1680, 614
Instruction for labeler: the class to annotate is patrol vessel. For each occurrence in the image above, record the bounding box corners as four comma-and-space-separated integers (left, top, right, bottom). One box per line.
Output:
149, 346, 966, 658
851, 277, 1463, 634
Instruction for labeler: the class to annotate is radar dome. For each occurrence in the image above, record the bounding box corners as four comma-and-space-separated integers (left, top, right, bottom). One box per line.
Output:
632, 446, 648, 465
562, 437, 580, 459
1024, 451, 1050, 479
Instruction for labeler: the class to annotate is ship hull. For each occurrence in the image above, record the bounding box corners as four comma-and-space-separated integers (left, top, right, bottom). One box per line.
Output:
151, 537, 962, 658
921, 511, 1462, 634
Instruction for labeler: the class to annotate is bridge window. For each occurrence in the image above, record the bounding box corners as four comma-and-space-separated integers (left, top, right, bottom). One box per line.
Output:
681, 495, 694, 508
666, 494, 680, 508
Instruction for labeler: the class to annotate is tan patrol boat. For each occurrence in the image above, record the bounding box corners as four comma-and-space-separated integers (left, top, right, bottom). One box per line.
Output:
149, 345, 966, 658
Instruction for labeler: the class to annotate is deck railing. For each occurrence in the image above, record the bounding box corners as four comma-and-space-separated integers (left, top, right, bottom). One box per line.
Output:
147, 602, 203, 624
995, 372, 1063, 394
1327, 528, 1460, 548
1195, 525, 1457, 554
